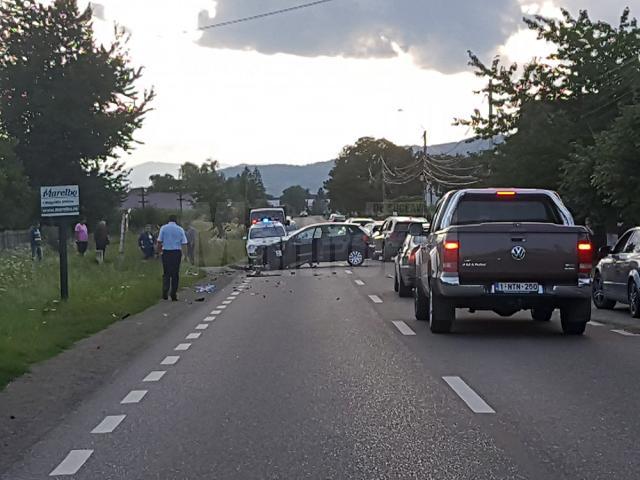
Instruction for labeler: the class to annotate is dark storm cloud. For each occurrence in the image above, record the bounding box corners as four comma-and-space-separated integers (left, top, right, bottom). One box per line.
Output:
197, 0, 523, 73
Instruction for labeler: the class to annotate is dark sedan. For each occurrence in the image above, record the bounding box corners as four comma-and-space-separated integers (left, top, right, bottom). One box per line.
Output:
593, 227, 640, 318
393, 224, 428, 297
266, 223, 370, 269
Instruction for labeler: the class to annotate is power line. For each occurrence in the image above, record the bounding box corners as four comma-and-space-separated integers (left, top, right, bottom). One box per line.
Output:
198, 0, 337, 31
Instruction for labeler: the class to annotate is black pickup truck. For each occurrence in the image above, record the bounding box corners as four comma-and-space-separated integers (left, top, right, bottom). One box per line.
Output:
414, 189, 593, 334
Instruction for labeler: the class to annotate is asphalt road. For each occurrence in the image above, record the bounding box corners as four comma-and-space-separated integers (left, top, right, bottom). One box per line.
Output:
3, 258, 640, 479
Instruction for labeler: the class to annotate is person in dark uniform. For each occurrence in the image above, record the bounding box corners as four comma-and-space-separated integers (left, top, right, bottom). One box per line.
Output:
94, 220, 110, 263
157, 215, 188, 301
138, 225, 156, 260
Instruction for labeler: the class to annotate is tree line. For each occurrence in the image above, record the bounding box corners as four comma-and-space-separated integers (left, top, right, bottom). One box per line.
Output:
0, 0, 152, 231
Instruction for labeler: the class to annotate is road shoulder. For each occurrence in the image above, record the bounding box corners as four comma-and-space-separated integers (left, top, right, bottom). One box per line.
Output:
0, 267, 240, 471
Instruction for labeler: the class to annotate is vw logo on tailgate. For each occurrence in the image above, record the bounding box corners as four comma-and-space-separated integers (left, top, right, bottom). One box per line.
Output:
511, 246, 526, 261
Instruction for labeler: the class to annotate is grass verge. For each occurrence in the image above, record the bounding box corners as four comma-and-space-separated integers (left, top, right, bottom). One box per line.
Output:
0, 237, 210, 389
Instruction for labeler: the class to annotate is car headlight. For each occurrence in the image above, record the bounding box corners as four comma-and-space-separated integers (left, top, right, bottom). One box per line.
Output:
247, 245, 257, 253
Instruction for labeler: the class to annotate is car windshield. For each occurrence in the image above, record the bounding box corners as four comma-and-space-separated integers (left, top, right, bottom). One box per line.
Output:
250, 226, 285, 239
452, 195, 563, 225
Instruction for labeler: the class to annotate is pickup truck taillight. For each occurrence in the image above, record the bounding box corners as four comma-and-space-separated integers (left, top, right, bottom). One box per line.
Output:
578, 240, 593, 275
443, 239, 459, 273
408, 246, 420, 265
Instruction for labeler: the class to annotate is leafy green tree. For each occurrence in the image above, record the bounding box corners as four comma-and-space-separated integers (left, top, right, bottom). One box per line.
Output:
0, 0, 154, 224
180, 161, 225, 228
311, 187, 327, 215
280, 185, 309, 213
459, 8, 640, 226
0, 132, 34, 229
148, 174, 181, 193
325, 137, 422, 214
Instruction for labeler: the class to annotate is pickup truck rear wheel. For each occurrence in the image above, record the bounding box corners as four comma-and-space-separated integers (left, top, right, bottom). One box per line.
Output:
560, 299, 591, 335
531, 308, 553, 322
414, 286, 429, 321
429, 290, 454, 333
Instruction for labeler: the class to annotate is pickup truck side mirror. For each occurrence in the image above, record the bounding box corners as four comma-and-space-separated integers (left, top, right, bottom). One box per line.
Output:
599, 246, 612, 256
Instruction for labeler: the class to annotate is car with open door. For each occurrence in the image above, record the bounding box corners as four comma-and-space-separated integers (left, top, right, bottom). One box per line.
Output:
266, 223, 369, 269
593, 227, 640, 318
394, 223, 429, 297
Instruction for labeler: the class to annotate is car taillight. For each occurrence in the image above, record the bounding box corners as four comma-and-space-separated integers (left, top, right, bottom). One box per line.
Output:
578, 240, 593, 275
409, 246, 419, 265
443, 239, 459, 273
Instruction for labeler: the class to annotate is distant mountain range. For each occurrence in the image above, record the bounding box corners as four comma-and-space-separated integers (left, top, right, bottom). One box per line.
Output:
127, 138, 496, 196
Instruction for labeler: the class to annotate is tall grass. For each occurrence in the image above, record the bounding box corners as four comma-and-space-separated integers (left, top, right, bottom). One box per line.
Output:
0, 237, 200, 389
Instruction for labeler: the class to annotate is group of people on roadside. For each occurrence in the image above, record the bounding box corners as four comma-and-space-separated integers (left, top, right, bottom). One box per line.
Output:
74, 218, 110, 260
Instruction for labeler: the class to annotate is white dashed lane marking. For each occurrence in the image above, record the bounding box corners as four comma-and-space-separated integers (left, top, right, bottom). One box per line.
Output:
231, 292, 240, 296
217, 305, 227, 309
211, 310, 222, 315
203, 316, 216, 322
222, 300, 232, 305
196, 324, 209, 330
392, 321, 416, 336
225, 296, 235, 301
143, 371, 166, 382
443, 376, 495, 414
368, 295, 383, 304
121, 390, 147, 404
186, 333, 201, 340
588, 321, 605, 327
612, 329, 640, 337
50, 450, 94, 476
355, 280, 365, 286
175, 343, 191, 351
91, 415, 126, 434
161, 356, 180, 366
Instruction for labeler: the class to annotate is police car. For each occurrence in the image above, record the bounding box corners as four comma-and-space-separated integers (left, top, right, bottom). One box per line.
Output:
245, 220, 288, 265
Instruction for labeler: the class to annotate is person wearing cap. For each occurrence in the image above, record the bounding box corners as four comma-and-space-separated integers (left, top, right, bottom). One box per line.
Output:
157, 215, 188, 301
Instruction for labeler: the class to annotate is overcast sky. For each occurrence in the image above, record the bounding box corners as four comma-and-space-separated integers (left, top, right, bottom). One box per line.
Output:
81, 0, 637, 167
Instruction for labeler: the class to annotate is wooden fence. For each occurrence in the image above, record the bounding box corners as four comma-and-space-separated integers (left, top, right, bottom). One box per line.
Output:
0, 230, 30, 251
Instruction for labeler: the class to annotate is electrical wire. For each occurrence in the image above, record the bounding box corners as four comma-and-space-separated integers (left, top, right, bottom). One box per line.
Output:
198, 0, 337, 31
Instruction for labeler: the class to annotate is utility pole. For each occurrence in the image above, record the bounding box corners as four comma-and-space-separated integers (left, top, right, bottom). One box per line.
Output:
422, 130, 433, 208
379, 155, 387, 216
178, 190, 184, 216
138, 187, 147, 209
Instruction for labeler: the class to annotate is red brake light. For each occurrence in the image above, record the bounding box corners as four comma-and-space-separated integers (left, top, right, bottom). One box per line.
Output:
409, 246, 419, 265
496, 191, 516, 197
578, 241, 593, 275
443, 239, 459, 273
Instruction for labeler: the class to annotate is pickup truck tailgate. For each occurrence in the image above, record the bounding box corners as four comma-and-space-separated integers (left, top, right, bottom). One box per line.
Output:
455, 223, 584, 283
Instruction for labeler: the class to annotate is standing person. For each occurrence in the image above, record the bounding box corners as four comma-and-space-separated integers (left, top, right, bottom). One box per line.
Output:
186, 224, 197, 265
94, 220, 110, 263
157, 215, 187, 301
138, 225, 155, 260
74, 218, 89, 256
30, 222, 43, 261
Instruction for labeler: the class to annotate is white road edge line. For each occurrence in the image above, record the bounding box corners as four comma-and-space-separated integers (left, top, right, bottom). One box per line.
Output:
175, 343, 191, 351
121, 390, 147, 404
186, 333, 201, 340
196, 324, 209, 330
392, 321, 416, 336
588, 321, 605, 327
203, 316, 216, 322
91, 415, 126, 434
611, 329, 640, 337
143, 371, 166, 382
355, 280, 365, 286
443, 376, 495, 414
161, 355, 180, 365
50, 450, 94, 476
211, 310, 222, 315
368, 295, 383, 304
